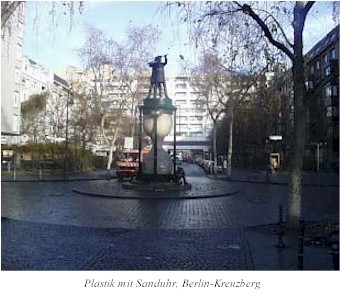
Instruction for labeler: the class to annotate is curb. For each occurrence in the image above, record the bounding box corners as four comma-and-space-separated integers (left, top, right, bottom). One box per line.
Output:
1, 176, 117, 183
208, 176, 339, 187
72, 187, 240, 200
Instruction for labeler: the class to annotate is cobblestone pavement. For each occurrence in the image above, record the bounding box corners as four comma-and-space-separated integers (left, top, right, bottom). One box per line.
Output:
72, 177, 239, 199
1, 218, 253, 270
1, 164, 338, 270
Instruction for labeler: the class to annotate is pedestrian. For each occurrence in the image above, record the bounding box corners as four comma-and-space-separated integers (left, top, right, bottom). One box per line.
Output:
176, 166, 187, 185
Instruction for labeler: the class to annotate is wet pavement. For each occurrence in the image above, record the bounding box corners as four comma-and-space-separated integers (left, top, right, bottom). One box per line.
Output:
1, 164, 339, 270
1, 218, 253, 270
72, 177, 239, 199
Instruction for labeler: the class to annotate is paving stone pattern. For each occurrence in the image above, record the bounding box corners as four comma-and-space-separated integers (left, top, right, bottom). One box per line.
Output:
1, 164, 338, 270
1, 218, 253, 270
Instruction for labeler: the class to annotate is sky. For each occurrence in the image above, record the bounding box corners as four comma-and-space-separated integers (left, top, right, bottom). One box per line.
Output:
24, 0, 191, 75
23, 1, 339, 76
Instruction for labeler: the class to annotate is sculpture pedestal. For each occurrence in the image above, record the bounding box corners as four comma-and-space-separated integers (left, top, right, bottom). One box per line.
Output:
143, 144, 173, 175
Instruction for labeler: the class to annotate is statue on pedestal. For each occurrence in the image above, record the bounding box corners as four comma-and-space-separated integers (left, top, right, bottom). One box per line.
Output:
148, 55, 168, 98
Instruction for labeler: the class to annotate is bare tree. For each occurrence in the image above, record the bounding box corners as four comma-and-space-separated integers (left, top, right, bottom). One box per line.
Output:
21, 92, 48, 143
168, 1, 338, 231
191, 53, 225, 174
191, 48, 268, 176
1, 1, 22, 29
79, 25, 160, 171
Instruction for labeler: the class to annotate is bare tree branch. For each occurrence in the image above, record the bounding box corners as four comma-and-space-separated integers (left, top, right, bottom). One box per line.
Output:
251, 7, 294, 48
1, 1, 22, 28
239, 3, 294, 61
303, 1, 315, 15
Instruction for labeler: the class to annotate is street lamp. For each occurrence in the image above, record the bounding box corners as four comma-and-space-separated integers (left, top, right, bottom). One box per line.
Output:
64, 87, 73, 179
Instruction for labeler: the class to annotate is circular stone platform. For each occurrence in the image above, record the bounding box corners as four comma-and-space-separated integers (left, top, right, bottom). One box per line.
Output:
121, 180, 192, 192
72, 177, 239, 199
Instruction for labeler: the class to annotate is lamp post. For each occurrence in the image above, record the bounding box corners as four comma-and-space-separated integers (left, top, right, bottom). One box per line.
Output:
64, 87, 73, 179
311, 141, 323, 172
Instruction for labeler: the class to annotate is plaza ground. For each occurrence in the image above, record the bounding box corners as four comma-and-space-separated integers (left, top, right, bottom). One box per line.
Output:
1, 164, 339, 270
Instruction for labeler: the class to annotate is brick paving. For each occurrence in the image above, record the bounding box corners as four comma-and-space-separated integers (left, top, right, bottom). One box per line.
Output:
1, 164, 338, 270
1, 218, 253, 270
72, 177, 239, 199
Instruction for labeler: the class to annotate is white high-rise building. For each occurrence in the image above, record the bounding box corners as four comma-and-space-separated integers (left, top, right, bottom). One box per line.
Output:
64, 67, 213, 156
164, 75, 213, 159
1, 2, 26, 145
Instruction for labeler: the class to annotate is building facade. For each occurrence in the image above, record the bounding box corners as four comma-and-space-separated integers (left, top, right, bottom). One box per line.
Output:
65, 67, 214, 157
20, 57, 70, 143
1, 2, 26, 145
277, 25, 339, 170
305, 25, 339, 170
163, 75, 213, 160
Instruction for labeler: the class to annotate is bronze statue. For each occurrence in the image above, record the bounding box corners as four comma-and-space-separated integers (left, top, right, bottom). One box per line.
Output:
148, 55, 168, 98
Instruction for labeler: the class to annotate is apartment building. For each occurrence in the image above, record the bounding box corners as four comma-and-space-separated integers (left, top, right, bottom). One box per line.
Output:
21, 56, 53, 103
305, 25, 339, 169
164, 75, 213, 159
18, 57, 70, 143
65, 67, 213, 156
277, 25, 339, 170
1, 2, 26, 145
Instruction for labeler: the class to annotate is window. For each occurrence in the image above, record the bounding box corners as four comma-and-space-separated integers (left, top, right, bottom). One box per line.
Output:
178, 116, 188, 122
324, 66, 331, 77
327, 124, 333, 137
17, 22, 23, 37
330, 48, 336, 60
190, 124, 203, 130
310, 65, 314, 74
326, 106, 333, 118
331, 85, 338, 96
315, 60, 320, 70
14, 91, 19, 107
175, 92, 186, 99
16, 44, 22, 60
177, 124, 188, 131
323, 54, 329, 65
12, 115, 19, 133
22, 90, 28, 102
189, 116, 203, 122
176, 83, 186, 90
307, 80, 314, 90
15, 69, 21, 83
178, 107, 188, 114
324, 84, 332, 98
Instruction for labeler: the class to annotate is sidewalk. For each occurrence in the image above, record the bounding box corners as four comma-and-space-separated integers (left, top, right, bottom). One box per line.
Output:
0, 169, 116, 182
209, 168, 339, 186
2, 167, 339, 187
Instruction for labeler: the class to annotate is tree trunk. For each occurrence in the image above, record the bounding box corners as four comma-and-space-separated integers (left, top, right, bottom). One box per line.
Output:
286, 4, 308, 231
106, 147, 114, 170
227, 108, 234, 176
213, 120, 218, 175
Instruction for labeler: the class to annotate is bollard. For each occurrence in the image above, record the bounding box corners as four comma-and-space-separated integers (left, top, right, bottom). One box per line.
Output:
13, 168, 16, 181
298, 218, 305, 270
330, 244, 339, 270
276, 204, 285, 248
39, 168, 43, 180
